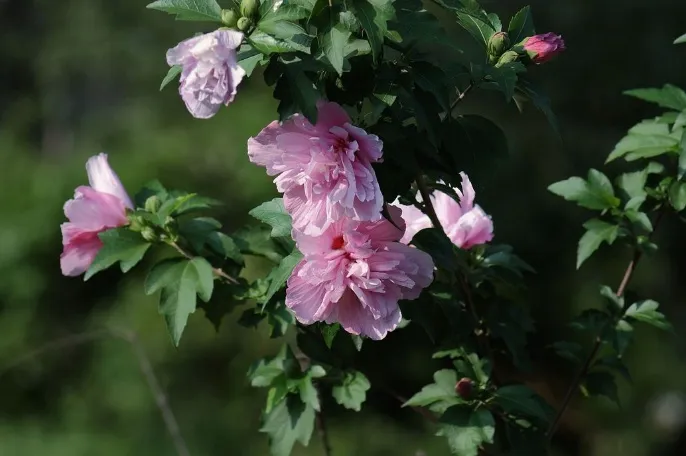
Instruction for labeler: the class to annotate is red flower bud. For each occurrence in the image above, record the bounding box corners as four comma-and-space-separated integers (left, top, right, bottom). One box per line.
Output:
522, 32, 565, 64
455, 377, 474, 398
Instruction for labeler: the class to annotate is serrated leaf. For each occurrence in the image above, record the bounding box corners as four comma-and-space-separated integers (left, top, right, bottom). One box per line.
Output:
84, 228, 151, 280
298, 376, 320, 411
403, 369, 459, 412
625, 299, 671, 330
249, 198, 293, 238
260, 395, 315, 456
321, 323, 340, 348
249, 30, 312, 55
261, 250, 304, 307
548, 169, 620, 210
332, 371, 370, 411
320, 22, 351, 75
507, 6, 534, 44
577, 219, 619, 268
493, 385, 553, 423
144, 257, 215, 345
160, 65, 182, 91
237, 44, 263, 77
624, 85, 686, 111
411, 227, 456, 272
455, 10, 496, 46
351, 0, 395, 63
439, 406, 495, 456
146, 0, 223, 22
607, 129, 678, 163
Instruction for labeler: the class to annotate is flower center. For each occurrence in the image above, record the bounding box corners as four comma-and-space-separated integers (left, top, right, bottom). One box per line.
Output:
331, 235, 345, 250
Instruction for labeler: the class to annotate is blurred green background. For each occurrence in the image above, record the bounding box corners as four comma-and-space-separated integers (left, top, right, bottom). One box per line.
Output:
1, 0, 686, 455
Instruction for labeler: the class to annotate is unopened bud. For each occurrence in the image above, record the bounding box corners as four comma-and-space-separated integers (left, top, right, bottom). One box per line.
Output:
141, 227, 158, 242
240, 0, 260, 19
455, 377, 474, 398
221, 9, 239, 27
495, 50, 519, 68
521, 32, 565, 64
237, 16, 253, 32
127, 214, 145, 232
487, 32, 510, 61
144, 195, 161, 213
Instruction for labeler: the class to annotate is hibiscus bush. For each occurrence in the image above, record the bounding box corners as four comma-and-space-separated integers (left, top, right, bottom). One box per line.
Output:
58, 0, 686, 454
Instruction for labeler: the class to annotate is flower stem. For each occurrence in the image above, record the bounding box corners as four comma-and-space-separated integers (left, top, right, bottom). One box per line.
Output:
169, 241, 239, 285
450, 83, 474, 113
415, 174, 442, 230
546, 208, 666, 439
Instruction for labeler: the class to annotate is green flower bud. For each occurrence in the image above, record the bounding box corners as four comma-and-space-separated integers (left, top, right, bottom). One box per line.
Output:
240, 0, 260, 19
221, 9, 239, 27
127, 215, 145, 232
141, 227, 158, 243
144, 195, 161, 213
495, 50, 519, 68
487, 31, 510, 61
237, 16, 253, 32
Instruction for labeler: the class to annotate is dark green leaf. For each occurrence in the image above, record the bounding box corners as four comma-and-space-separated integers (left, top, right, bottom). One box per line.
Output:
351, 0, 395, 63
273, 65, 322, 123
85, 228, 151, 280
582, 371, 619, 405
411, 227, 456, 272
249, 30, 312, 55
146, 0, 223, 21
144, 257, 215, 345
332, 371, 370, 411
612, 319, 634, 356
514, 79, 560, 137
455, 10, 496, 46
507, 6, 535, 44
493, 385, 553, 423
678, 130, 686, 179
133, 180, 168, 209
261, 250, 304, 307
594, 356, 632, 382
412, 61, 450, 110
570, 309, 611, 333
625, 300, 671, 330
624, 84, 686, 111
439, 406, 495, 456
577, 219, 619, 268
260, 395, 315, 456
237, 44, 264, 76
321, 323, 341, 349
551, 341, 582, 363
249, 198, 293, 238
160, 65, 182, 91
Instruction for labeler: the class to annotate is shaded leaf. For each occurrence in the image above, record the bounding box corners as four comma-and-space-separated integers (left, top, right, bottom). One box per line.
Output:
160, 65, 182, 90
577, 219, 619, 268
85, 228, 151, 280
332, 371, 370, 411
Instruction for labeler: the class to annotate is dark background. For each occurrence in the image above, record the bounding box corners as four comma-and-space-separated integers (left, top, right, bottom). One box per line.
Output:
1, 0, 686, 455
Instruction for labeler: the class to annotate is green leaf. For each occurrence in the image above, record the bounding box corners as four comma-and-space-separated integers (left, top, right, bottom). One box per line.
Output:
439, 406, 495, 456
612, 319, 634, 356
577, 219, 619, 268
298, 376, 320, 412
146, 0, 223, 21
249, 30, 312, 55
493, 385, 553, 423
260, 395, 315, 456
160, 65, 182, 91
412, 61, 450, 110
594, 356, 632, 382
144, 257, 215, 346
486, 63, 524, 101
351, 0, 394, 63
332, 371, 370, 411
321, 323, 341, 349
261, 250, 304, 307
606, 125, 678, 162
570, 309, 611, 334
260, 3, 310, 24
411, 227, 456, 272
625, 299, 671, 330
551, 341, 582, 363
273, 65, 322, 123
320, 22, 351, 75
249, 198, 293, 238
548, 169, 620, 210
507, 6, 534, 44
514, 79, 560, 137
669, 181, 686, 211
600, 285, 624, 312
678, 130, 686, 179
403, 369, 460, 412
582, 371, 619, 405
237, 44, 264, 77
85, 228, 151, 280
455, 10, 496, 46
675, 33, 686, 45
624, 84, 686, 111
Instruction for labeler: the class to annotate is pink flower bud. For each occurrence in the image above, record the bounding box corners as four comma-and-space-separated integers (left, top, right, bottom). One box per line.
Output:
455, 377, 474, 398
522, 32, 565, 64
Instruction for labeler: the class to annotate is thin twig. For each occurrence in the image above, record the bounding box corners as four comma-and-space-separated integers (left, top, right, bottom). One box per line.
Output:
415, 175, 442, 230
115, 329, 192, 456
546, 209, 667, 439
1, 327, 192, 456
449, 83, 474, 113
315, 386, 333, 456
169, 241, 238, 284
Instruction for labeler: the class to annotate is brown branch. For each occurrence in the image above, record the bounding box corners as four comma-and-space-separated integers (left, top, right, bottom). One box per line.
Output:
450, 83, 474, 113
546, 208, 667, 439
415, 175, 442, 230
169, 241, 238, 284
